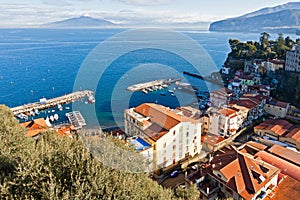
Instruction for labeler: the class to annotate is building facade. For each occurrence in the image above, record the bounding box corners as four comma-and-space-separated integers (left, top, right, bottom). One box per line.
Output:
285, 44, 300, 72
124, 103, 202, 172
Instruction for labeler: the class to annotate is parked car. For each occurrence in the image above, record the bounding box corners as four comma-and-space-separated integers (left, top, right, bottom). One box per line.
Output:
170, 170, 179, 177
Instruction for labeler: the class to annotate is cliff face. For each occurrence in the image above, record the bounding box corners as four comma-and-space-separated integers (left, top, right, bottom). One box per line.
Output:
209, 2, 300, 33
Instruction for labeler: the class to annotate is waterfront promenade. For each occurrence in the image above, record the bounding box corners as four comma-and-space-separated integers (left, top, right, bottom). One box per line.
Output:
11, 90, 94, 115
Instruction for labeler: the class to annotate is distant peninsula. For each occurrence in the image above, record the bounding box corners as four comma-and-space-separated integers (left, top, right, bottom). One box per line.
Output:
209, 2, 300, 33
42, 16, 116, 28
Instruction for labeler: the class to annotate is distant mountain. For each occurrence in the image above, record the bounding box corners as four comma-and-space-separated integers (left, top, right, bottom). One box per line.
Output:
43, 16, 116, 28
209, 2, 300, 33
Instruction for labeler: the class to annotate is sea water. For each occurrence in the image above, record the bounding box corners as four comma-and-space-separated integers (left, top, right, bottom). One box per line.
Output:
0, 28, 294, 128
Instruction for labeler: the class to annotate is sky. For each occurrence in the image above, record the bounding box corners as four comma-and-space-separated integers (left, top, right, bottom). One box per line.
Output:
1, 0, 299, 27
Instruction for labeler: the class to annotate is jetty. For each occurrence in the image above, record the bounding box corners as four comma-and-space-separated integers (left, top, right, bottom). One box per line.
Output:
11, 90, 94, 116
66, 111, 86, 129
183, 71, 224, 86
126, 78, 180, 92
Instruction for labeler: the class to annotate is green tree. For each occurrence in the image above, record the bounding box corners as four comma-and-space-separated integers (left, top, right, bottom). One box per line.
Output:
260, 32, 270, 50
0, 105, 200, 200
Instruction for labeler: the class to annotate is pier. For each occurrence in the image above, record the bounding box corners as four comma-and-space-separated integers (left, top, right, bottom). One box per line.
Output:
126, 78, 180, 92
11, 90, 94, 116
66, 111, 86, 130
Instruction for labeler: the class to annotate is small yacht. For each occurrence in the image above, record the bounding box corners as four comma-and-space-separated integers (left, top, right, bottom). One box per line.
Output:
49, 115, 54, 122
142, 89, 148, 94
171, 93, 176, 97
53, 114, 59, 121
34, 108, 40, 115
57, 104, 63, 111
168, 89, 174, 93
147, 87, 153, 92
88, 95, 96, 103
65, 106, 70, 110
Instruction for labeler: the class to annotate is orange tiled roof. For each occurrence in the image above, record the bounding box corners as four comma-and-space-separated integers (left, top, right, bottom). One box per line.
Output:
245, 141, 268, 151
255, 151, 300, 182
134, 103, 194, 130
237, 99, 258, 109
268, 144, 300, 166
19, 118, 48, 137
56, 127, 73, 139
269, 176, 300, 200
284, 126, 300, 143
144, 123, 169, 141
218, 108, 237, 117
213, 150, 280, 200
201, 133, 225, 145
254, 119, 293, 136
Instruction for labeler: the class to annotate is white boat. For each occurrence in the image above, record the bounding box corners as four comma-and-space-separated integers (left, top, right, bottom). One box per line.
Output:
49, 115, 54, 122
47, 110, 51, 113
65, 107, 70, 110
53, 114, 59, 121
168, 89, 174, 93
34, 108, 40, 115
51, 109, 55, 113
45, 116, 53, 127
29, 110, 35, 116
147, 88, 153, 92
57, 104, 63, 111
142, 89, 148, 94
88, 95, 96, 103
171, 93, 176, 97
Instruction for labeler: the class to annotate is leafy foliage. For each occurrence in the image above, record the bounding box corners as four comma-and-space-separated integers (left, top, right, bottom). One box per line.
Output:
225, 32, 298, 66
0, 105, 198, 199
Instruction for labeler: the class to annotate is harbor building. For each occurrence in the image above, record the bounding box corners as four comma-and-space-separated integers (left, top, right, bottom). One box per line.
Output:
124, 103, 202, 173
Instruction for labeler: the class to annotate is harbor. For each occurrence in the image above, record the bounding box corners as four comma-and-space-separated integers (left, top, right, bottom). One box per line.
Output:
126, 78, 181, 92
11, 90, 95, 116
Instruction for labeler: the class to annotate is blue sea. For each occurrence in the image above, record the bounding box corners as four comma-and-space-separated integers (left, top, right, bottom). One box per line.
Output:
0, 28, 297, 128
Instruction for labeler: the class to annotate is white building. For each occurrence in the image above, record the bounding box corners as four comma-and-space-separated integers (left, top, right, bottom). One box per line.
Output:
206, 107, 240, 137
285, 44, 300, 72
124, 103, 202, 173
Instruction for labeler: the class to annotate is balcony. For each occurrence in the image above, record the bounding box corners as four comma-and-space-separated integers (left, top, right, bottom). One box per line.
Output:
198, 180, 219, 197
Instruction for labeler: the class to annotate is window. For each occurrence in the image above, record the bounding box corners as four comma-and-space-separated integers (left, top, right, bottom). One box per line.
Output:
186, 132, 189, 137
163, 142, 166, 148
173, 130, 176, 136
173, 145, 176, 150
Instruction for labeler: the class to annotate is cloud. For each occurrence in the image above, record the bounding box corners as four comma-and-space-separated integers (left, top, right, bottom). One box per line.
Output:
42, 0, 72, 7
115, 0, 171, 6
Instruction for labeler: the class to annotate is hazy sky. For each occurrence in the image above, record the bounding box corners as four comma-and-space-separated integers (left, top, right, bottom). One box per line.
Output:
1, 0, 299, 27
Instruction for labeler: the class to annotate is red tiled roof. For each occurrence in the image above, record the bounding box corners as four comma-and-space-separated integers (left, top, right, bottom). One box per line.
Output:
284, 126, 300, 143
255, 151, 300, 182
215, 151, 280, 200
268, 144, 300, 166
144, 123, 168, 141
134, 103, 181, 130
254, 119, 293, 136
134, 103, 198, 141
19, 118, 48, 137
245, 141, 268, 151
269, 176, 300, 200
201, 133, 225, 145
219, 108, 237, 117
237, 99, 258, 109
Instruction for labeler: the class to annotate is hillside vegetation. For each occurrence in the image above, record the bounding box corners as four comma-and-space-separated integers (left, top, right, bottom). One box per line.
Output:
0, 105, 198, 200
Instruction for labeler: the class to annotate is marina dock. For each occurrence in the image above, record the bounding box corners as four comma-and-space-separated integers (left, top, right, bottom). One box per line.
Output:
66, 111, 87, 129
126, 78, 181, 92
11, 90, 94, 116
